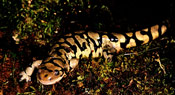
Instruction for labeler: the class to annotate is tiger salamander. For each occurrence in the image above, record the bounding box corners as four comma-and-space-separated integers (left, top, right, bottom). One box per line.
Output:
20, 20, 170, 85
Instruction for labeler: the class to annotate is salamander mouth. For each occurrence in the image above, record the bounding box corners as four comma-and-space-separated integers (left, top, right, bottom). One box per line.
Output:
37, 72, 66, 85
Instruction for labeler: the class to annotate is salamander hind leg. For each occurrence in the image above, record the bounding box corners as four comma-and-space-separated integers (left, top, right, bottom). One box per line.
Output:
102, 45, 117, 62
103, 50, 115, 62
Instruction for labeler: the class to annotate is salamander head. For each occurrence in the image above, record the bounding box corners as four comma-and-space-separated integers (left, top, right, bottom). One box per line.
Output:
37, 61, 66, 85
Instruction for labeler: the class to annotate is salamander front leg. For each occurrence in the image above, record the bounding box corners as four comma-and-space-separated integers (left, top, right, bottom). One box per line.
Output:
19, 60, 42, 82
69, 58, 79, 71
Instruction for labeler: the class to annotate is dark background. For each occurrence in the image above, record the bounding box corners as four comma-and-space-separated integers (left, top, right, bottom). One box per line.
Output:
108, 0, 174, 24
73, 0, 175, 32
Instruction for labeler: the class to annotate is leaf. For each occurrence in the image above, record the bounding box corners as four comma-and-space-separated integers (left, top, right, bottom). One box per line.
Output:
77, 75, 84, 80
100, 84, 105, 88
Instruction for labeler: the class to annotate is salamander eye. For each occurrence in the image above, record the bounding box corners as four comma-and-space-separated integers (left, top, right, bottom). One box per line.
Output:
54, 70, 59, 76
44, 74, 48, 77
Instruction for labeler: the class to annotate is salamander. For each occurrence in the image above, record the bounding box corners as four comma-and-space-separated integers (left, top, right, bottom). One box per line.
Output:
19, 20, 170, 85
